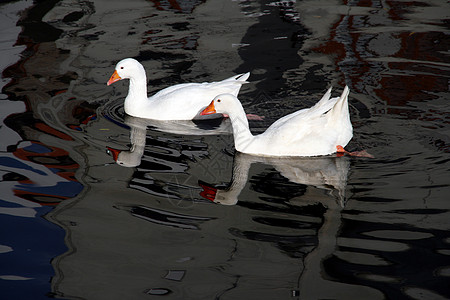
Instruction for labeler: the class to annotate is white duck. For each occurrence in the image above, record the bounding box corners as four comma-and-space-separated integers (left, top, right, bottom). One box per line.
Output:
200, 86, 353, 157
107, 58, 250, 120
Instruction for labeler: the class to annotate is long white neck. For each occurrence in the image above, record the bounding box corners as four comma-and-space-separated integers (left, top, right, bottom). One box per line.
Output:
124, 71, 149, 115
227, 104, 254, 153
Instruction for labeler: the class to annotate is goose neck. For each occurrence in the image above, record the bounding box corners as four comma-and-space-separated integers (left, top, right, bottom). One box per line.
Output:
228, 108, 254, 153
128, 76, 148, 100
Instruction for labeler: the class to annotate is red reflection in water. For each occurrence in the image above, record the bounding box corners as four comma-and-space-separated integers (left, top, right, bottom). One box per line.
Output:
11, 141, 81, 206
147, 0, 205, 13
1, 1, 87, 207
386, 1, 429, 20
312, 1, 449, 109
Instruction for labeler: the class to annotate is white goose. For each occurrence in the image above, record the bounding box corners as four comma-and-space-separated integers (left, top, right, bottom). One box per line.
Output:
107, 58, 249, 120
200, 86, 353, 157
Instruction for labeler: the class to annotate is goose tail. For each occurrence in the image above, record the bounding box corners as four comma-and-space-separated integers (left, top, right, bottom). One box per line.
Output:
330, 86, 350, 118
224, 72, 250, 84
315, 86, 333, 108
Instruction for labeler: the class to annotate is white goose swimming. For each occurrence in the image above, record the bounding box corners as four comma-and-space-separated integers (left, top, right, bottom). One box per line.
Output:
200, 86, 353, 157
107, 58, 249, 120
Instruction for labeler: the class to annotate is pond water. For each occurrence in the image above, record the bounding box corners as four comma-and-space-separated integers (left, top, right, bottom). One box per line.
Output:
1, 0, 449, 299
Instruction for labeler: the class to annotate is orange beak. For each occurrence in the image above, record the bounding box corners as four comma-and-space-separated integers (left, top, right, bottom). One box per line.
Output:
106, 147, 121, 161
107, 70, 122, 86
200, 100, 216, 115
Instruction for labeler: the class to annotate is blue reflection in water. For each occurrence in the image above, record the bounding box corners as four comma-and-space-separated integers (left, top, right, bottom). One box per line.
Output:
0, 0, 449, 298
0, 206, 66, 300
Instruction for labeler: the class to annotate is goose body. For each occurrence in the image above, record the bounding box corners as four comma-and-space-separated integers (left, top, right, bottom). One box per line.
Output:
200, 87, 353, 157
107, 58, 249, 120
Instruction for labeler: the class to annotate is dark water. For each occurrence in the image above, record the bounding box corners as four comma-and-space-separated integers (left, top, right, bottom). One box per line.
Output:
1, 0, 449, 299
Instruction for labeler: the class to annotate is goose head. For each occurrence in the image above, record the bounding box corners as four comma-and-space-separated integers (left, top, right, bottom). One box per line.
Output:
107, 58, 146, 86
200, 94, 241, 116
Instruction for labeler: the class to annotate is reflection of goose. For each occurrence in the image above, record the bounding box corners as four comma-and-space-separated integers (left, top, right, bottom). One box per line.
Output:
201, 87, 352, 156
136, 116, 233, 136
107, 116, 147, 168
107, 115, 234, 167
200, 153, 350, 206
107, 58, 249, 120
199, 152, 355, 298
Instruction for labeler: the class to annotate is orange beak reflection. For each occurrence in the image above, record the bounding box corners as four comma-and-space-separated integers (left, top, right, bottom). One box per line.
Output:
106, 147, 121, 161
107, 70, 122, 86
200, 100, 216, 115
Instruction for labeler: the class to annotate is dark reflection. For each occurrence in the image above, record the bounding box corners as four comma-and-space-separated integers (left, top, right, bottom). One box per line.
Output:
15, 0, 62, 43
148, 0, 205, 13
324, 217, 450, 300
116, 204, 215, 230
310, 1, 450, 111
236, 0, 307, 96
199, 153, 350, 206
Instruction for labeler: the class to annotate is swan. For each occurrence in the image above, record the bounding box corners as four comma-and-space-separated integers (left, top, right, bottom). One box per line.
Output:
200, 86, 353, 157
107, 58, 250, 120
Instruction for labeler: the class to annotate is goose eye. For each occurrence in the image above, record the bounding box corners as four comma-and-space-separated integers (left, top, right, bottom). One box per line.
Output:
120, 66, 124, 69
217, 99, 221, 103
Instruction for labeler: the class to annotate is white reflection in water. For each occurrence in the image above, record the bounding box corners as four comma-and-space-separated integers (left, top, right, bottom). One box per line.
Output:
107, 114, 232, 168
199, 152, 350, 206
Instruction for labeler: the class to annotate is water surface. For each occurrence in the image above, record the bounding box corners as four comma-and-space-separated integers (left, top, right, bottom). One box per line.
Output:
0, 0, 449, 299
